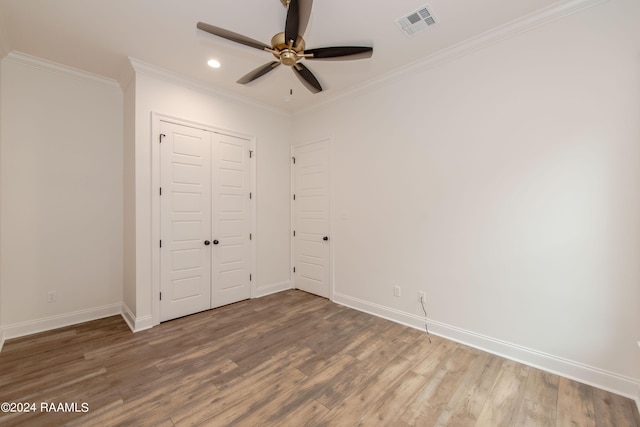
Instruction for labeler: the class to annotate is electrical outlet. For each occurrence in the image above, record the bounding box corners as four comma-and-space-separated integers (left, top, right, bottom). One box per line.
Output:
393, 286, 401, 297
419, 292, 426, 302
47, 291, 57, 303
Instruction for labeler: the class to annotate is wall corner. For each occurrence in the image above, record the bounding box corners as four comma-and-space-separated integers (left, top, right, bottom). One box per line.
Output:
635, 382, 640, 419
0, 7, 10, 60
121, 301, 152, 333
0, 34, 5, 353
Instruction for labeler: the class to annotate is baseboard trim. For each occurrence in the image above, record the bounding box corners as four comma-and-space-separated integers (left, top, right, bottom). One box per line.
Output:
121, 303, 153, 333
0, 327, 5, 352
333, 292, 640, 401
255, 280, 292, 298
0, 303, 123, 345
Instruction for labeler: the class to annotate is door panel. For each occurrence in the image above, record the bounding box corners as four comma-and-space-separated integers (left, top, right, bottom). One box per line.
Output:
211, 133, 252, 308
160, 122, 212, 321
293, 140, 330, 298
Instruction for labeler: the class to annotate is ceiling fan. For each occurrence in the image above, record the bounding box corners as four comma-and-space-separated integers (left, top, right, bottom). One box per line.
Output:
197, 0, 373, 94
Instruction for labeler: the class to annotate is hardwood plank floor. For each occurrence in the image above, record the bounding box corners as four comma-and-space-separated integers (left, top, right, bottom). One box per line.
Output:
0, 290, 638, 426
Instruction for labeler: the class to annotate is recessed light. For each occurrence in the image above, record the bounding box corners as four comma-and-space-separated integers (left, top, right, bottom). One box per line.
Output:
207, 59, 221, 69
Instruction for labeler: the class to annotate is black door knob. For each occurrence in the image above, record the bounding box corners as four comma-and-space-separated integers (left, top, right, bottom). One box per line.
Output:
323, 236, 329, 241
204, 240, 211, 246
213, 240, 219, 245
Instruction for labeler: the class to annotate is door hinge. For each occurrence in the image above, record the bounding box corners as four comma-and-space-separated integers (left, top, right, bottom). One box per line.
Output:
159, 134, 166, 143
160, 292, 162, 301
250, 192, 252, 200
250, 274, 252, 281
293, 267, 296, 273
249, 233, 252, 240
249, 150, 254, 159
293, 230, 296, 237
293, 194, 296, 201
159, 187, 162, 196
292, 156, 296, 164
159, 240, 162, 248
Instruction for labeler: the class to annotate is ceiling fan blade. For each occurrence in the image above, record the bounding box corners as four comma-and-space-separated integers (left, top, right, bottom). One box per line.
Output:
293, 63, 322, 93
197, 22, 270, 51
298, 0, 313, 38
284, 0, 300, 44
305, 46, 373, 60
237, 61, 281, 84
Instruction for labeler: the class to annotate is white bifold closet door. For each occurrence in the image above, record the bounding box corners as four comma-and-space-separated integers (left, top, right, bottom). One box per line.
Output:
160, 121, 251, 322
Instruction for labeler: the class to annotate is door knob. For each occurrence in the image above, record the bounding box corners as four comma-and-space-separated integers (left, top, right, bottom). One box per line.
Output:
323, 236, 329, 241
204, 240, 211, 246
213, 240, 219, 245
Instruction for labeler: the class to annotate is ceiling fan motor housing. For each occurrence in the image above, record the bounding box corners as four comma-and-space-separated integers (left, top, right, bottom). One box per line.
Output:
271, 33, 305, 66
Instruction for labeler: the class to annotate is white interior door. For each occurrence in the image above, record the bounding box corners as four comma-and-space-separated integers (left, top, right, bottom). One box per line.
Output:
293, 140, 331, 298
211, 133, 252, 308
160, 122, 212, 321
160, 122, 252, 322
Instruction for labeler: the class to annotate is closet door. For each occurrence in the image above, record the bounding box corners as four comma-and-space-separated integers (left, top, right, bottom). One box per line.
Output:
211, 133, 252, 308
160, 122, 212, 321
160, 121, 253, 322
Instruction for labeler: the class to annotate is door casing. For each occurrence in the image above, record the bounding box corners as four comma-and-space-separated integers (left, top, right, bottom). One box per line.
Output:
151, 113, 256, 326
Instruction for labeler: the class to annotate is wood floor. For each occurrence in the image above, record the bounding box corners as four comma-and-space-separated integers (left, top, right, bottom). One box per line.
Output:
0, 290, 638, 427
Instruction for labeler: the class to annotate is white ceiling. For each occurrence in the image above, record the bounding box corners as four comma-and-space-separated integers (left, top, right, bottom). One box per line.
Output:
0, 0, 567, 112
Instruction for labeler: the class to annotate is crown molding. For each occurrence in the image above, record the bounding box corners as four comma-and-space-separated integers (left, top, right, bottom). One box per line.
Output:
296, 0, 609, 116
128, 57, 292, 118
2, 51, 120, 87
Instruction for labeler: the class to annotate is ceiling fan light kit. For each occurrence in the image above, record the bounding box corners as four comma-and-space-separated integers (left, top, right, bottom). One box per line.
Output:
197, 0, 373, 94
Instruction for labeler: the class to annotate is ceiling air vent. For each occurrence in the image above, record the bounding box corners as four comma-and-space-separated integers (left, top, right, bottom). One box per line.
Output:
395, 5, 438, 37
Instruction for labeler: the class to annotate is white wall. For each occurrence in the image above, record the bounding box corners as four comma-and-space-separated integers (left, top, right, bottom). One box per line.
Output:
0, 1, 10, 350
123, 62, 292, 328
0, 54, 124, 337
122, 70, 137, 322
294, 0, 640, 399
0, 53, 292, 338
0, 39, 4, 351
0, 7, 9, 59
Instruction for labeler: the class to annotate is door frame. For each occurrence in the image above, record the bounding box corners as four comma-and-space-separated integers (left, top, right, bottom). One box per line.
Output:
290, 137, 334, 300
151, 112, 256, 326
